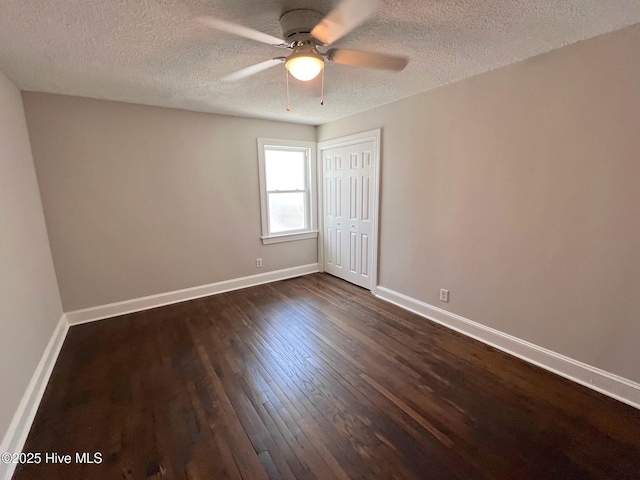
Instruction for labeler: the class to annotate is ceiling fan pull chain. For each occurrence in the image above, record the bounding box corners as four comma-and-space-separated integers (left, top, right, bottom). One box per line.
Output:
320, 67, 325, 106
286, 69, 291, 111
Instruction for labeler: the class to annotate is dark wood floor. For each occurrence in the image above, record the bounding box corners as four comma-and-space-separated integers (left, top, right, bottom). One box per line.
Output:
14, 273, 640, 479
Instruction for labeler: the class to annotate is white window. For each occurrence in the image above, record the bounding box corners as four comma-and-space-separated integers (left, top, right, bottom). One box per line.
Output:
257, 138, 317, 244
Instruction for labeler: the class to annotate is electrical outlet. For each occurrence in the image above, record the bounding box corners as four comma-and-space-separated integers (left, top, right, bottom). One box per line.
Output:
256, 258, 263, 268
440, 289, 449, 302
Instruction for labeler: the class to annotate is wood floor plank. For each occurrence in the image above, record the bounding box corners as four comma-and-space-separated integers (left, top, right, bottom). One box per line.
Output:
248, 307, 462, 479
360, 373, 454, 449
12, 273, 640, 480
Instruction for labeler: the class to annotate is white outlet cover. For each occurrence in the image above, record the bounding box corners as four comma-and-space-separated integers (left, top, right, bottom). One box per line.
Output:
440, 289, 449, 302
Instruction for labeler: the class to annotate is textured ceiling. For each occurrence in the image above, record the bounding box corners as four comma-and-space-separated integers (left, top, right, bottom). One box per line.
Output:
1, 1, 640, 125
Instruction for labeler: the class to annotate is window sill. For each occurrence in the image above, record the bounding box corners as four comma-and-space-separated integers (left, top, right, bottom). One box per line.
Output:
261, 231, 319, 245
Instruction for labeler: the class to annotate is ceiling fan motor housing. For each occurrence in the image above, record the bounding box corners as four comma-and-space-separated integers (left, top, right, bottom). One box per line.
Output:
279, 9, 324, 43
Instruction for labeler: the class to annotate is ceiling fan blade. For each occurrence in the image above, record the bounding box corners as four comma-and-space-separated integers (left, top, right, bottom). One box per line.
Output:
327, 48, 409, 71
221, 58, 285, 82
197, 16, 286, 46
311, 0, 382, 46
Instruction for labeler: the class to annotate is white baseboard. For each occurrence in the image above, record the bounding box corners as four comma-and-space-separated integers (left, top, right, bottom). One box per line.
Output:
0, 314, 69, 480
66, 263, 320, 326
375, 286, 640, 410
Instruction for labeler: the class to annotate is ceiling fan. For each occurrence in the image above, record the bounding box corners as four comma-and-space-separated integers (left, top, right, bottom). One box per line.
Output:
197, 0, 409, 82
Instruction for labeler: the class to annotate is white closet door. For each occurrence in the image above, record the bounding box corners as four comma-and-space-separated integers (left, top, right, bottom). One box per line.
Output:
323, 146, 347, 281
323, 141, 375, 289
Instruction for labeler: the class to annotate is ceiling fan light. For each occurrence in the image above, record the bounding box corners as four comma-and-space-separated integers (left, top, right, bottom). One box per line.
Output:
285, 55, 324, 81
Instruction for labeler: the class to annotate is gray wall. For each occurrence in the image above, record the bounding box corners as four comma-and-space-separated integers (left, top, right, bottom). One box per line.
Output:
0, 71, 63, 439
23, 94, 317, 312
318, 25, 640, 383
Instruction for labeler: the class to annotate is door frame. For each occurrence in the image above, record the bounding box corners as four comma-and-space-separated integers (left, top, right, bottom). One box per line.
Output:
317, 128, 381, 294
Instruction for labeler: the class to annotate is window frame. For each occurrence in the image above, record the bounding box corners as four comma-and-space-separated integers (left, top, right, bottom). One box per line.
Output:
257, 138, 318, 245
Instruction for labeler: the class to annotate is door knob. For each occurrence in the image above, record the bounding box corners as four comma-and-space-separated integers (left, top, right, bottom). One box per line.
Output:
351, 225, 356, 228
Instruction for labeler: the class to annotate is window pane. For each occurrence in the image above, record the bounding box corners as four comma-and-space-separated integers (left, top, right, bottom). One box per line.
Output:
269, 192, 306, 233
265, 149, 306, 191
